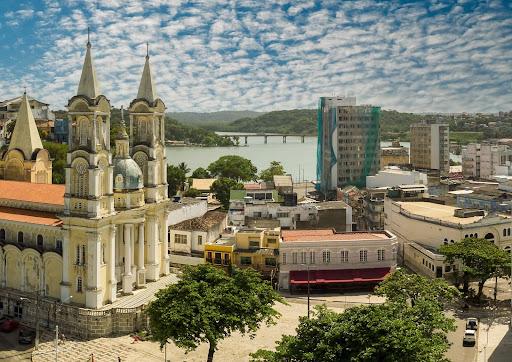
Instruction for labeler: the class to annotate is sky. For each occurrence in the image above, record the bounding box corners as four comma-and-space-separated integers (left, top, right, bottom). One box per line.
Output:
0, 0, 511, 113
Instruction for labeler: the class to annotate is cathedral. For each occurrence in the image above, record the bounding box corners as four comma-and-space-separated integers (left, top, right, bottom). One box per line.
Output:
0, 37, 171, 309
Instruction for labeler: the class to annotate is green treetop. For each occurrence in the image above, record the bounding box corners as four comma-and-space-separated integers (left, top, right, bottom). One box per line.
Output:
210, 177, 244, 209
146, 264, 284, 362
207, 155, 257, 181
259, 161, 285, 182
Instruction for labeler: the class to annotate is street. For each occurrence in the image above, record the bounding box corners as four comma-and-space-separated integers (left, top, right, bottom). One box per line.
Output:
446, 311, 477, 362
0, 330, 32, 361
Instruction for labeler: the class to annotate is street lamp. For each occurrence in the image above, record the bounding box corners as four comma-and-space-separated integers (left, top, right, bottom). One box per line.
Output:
300, 262, 311, 319
20, 292, 40, 350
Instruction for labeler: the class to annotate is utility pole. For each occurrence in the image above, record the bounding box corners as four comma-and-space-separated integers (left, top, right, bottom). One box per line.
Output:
55, 324, 59, 362
307, 262, 310, 319
35, 291, 40, 349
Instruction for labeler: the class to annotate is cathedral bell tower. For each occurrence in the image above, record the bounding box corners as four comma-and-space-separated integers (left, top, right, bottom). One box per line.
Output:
128, 44, 168, 204
64, 34, 114, 218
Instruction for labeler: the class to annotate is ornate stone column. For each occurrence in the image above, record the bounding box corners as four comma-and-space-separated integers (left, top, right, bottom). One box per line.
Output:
85, 230, 103, 309
122, 224, 133, 294
137, 223, 146, 287
161, 210, 170, 275
145, 215, 159, 281
109, 226, 117, 303
60, 229, 71, 303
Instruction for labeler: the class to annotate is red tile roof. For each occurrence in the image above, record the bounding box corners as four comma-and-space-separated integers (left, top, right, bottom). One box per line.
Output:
0, 180, 64, 206
282, 229, 391, 242
0, 207, 62, 226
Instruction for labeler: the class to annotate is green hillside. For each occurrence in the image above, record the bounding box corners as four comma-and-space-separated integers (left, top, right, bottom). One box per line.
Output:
223, 109, 317, 134
167, 110, 264, 125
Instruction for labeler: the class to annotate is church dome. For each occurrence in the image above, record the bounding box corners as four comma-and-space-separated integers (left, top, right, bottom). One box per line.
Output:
113, 158, 143, 190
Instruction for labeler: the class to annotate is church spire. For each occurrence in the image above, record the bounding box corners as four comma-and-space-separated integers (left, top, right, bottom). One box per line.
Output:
8, 91, 44, 159
136, 43, 157, 103
77, 28, 100, 99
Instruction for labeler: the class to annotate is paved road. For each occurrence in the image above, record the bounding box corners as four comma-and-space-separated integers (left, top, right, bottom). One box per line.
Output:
0, 330, 32, 361
446, 312, 477, 362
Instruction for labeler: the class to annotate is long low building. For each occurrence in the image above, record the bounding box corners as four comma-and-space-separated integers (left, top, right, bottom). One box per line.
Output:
384, 198, 512, 278
278, 229, 397, 291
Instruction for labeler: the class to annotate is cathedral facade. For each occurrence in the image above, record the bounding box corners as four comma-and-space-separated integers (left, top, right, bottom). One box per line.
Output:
0, 38, 170, 310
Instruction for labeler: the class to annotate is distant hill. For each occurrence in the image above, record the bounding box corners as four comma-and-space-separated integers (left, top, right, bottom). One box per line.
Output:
223, 109, 317, 135
167, 111, 264, 125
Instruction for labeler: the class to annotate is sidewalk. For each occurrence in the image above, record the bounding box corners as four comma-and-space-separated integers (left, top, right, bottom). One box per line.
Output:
477, 319, 512, 361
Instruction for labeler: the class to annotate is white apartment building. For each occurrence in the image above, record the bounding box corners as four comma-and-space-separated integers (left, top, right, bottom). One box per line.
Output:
384, 198, 512, 278
278, 229, 397, 291
366, 167, 427, 188
410, 121, 449, 175
462, 143, 512, 179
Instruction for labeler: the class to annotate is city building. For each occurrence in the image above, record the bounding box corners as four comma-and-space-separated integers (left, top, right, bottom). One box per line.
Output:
278, 229, 397, 291
0, 93, 52, 183
462, 143, 512, 179
363, 188, 387, 230
384, 197, 512, 278
204, 237, 235, 268
169, 210, 227, 265
410, 120, 449, 175
54, 119, 69, 143
229, 190, 352, 231
317, 96, 381, 195
0, 38, 174, 325
381, 140, 409, 168
366, 167, 427, 188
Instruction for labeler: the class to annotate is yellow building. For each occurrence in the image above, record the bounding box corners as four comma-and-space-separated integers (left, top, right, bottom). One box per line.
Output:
205, 228, 280, 277
0, 38, 171, 310
380, 140, 409, 168
204, 238, 235, 267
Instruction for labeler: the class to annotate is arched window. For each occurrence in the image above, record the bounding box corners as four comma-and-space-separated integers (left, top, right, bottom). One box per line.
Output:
503, 229, 506, 237
475, 233, 478, 238
98, 159, 108, 196
0, 228, 5, 241
505, 246, 511, 253
508, 228, 511, 236
72, 158, 89, 198
18, 231, 23, 243
470, 234, 474, 238
443, 238, 448, 245
37, 234, 43, 248
78, 118, 90, 146
484, 233, 495, 243
77, 277, 83, 293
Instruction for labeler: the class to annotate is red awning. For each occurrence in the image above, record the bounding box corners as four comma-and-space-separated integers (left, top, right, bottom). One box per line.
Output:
289, 267, 391, 285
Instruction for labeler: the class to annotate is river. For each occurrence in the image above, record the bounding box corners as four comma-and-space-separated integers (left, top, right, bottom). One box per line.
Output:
165, 135, 459, 181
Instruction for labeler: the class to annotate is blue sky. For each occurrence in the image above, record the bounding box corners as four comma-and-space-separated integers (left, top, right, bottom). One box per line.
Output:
0, 0, 511, 113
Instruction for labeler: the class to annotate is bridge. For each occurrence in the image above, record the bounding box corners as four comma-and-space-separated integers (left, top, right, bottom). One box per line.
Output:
218, 133, 308, 144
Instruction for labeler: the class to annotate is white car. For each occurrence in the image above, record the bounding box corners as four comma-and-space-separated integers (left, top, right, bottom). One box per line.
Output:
466, 317, 478, 330
463, 329, 476, 347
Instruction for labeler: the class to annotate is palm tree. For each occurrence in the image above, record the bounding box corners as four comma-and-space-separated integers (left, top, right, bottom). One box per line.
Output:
178, 162, 190, 175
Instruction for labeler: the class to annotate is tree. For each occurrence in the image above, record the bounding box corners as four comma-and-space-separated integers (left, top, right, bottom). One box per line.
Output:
147, 264, 284, 362
5, 120, 16, 140
207, 155, 257, 181
439, 237, 510, 300
251, 302, 455, 362
167, 165, 186, 196
178, 162, 190, 175
210, 177, 244, 209
375, 268, 460, 307
191, 167, 211, 179
42, 141, 68, 184
259, 161, 285, 182
183, 188, 201, 198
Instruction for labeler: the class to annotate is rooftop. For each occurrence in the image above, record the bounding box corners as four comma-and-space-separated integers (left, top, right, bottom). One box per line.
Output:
315, 201, 349, 210
0, 207, 62, 226
0, 180, 65, 206
208, 237, 235, 246
273, 175, 293, 187
395, 201, 491, 224
191, 178, 216, 191
171, 210, 226, 232
281, 229, 392, 242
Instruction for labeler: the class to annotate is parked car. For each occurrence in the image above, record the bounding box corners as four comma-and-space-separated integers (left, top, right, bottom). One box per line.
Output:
18, 329, 35, 344
466, 317, 478, 330
0, 319, 20, 333
463, 329, 476, 347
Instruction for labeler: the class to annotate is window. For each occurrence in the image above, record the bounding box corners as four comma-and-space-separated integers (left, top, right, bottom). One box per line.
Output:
508, 228, 511, 236
81, 245, 86, 265
377, 249, 385, 261
292, 252, 297, 264
300, 251, 307, 264
340, 250, 349, 263
18, 231, 23, 244
223, 254, 230, 265
56, 240, 62, 251
267, 238, 276, 244
265, 258, 276, 266
197, 235, 203, 245
309, 251, 316, 264
359, 250, 368, 262
0, 228, 5, 241
322, 250, 330, 264
37, 234, 44, 248
174, 234, 188, 244
76, 245, 81, 264
282, 253, 286, 265
249, 240, 260, 249
241, 256, 252, 265
77, 277, 83, 293
277, 212, 289, 218
207, 252, 212, 261
214, 252, 222, 264
14, 302, 23, 318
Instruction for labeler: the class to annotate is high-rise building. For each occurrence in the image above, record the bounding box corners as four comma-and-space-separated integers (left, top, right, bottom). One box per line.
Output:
462, 143, 512, 179
410, 120, 449, 175
317, 96, 381, 195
